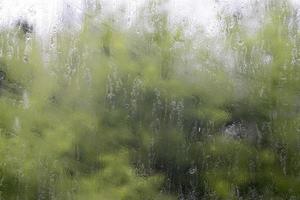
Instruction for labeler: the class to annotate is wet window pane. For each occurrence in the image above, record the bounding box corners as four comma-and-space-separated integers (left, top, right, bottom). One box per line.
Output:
0, 0, 300, 199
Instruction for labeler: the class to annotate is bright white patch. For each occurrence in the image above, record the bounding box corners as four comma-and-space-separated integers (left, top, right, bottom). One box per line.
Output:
0, 0, 299, 37
0, 0, 83, 37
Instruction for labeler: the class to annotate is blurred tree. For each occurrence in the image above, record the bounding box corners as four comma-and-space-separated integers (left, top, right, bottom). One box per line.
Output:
0, 0, 299, 199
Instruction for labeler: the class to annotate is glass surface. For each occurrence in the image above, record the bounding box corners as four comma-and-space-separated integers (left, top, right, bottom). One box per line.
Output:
0, 0, 300, 199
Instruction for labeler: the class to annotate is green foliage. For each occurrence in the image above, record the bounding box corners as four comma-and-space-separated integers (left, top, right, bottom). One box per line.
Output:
0, 0, 300, 199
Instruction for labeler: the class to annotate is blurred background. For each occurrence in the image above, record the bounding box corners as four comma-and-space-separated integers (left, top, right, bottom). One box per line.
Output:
1, 0, 300, 199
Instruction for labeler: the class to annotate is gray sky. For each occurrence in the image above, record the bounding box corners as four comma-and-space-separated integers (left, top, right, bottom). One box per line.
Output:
0, 0, 234, 35
0, 0, 299, 37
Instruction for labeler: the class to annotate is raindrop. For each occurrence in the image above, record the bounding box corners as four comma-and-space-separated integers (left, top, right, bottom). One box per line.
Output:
188, 167, 197, 175
23, 90, 30, 109
13, 117, 21, 133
